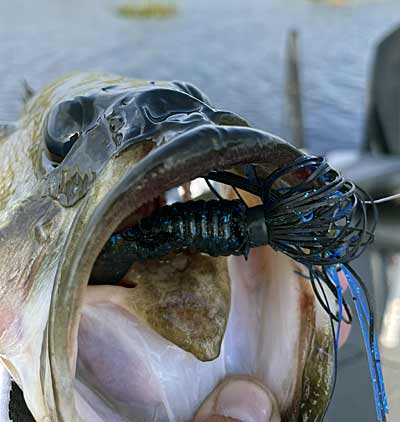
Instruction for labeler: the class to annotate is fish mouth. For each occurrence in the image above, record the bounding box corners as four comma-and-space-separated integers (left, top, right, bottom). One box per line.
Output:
46, 124, 332, 421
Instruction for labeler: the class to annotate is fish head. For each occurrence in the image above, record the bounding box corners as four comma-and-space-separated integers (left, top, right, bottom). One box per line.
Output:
0, 73, 335, 422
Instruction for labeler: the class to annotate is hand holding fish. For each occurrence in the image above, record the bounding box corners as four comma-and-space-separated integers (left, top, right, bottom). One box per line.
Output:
193, 377, 281, 422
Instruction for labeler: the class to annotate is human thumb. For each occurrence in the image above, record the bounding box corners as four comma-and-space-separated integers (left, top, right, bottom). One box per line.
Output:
192, 376, 281, 422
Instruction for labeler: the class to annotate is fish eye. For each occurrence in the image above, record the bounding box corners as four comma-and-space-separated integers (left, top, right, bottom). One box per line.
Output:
43, 99, 84, 163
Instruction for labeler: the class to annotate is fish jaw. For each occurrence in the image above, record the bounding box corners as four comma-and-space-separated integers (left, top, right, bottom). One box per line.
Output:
0, 73, 334, 421
45, 122, 302, 421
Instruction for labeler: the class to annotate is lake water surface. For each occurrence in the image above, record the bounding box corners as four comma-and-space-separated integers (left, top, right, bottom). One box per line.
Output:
0, 0, 399, 154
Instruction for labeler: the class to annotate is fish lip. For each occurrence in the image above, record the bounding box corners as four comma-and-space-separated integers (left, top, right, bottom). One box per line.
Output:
44, 84, 249, 208
46, 123, 304, 421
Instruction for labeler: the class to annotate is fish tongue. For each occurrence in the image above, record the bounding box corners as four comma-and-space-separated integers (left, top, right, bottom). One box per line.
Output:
86, 253, 231, 361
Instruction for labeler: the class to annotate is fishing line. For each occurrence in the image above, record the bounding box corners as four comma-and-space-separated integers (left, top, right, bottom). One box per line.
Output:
366, 192, 400, 204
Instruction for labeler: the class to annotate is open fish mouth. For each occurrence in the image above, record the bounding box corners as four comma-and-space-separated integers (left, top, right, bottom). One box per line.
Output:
48, 126, 332, 422
0, 74, 334, 422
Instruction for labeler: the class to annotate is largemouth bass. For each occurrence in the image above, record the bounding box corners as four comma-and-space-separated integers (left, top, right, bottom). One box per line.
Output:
0, 73, 334, 421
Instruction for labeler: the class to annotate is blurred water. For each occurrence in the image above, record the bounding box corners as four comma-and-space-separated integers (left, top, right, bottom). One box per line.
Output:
0, 0, 399, 154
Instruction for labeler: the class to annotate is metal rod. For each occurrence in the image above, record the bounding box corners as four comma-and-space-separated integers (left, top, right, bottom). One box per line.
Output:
286, 29, 305, 149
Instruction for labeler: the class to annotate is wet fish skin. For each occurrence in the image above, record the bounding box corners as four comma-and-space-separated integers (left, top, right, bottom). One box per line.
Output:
0, 73, 333, 421
0, 72, 241, 418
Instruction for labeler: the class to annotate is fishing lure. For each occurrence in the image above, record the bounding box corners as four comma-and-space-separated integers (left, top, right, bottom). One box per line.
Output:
92, 155, 388, 421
